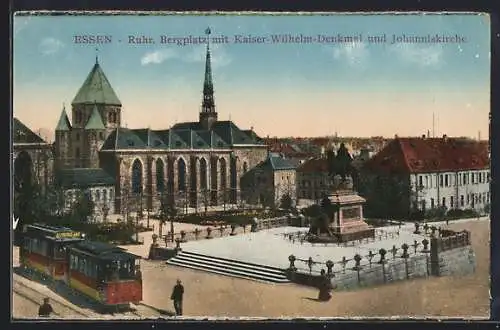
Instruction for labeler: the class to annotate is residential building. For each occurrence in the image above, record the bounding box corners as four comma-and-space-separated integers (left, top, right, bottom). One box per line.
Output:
55, 168, 115, 222
296, 158, 333, 205
242, 153, 296, 208
360, 135, 490, 219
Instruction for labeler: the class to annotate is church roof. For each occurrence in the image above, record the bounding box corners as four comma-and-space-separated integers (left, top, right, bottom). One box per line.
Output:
13, 118, 47, 144
55, 106, 71, 131
85, 103, 106, 130
71, 61, 121, 106
55, 168, 115, 188
101, 121, 263, 151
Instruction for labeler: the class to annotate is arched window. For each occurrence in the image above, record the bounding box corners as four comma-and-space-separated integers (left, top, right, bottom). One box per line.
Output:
177, 158, 186, 191
103, 189, 107, 201
110, 189, 114, 201
14, 151, 32, 193
243, 162, 248, 174
156, 158, 165, 192
199, 158, 208, 190
75, 147, 80, 158
76, 133, 80, 141
96, 190, 100, 201
219, 158, 227, 189
131, 159, 143, 194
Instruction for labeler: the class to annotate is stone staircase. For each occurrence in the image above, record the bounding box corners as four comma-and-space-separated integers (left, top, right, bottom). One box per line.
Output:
166, 251, 290, 283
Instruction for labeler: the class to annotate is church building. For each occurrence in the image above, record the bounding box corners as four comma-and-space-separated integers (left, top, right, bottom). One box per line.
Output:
53, 29, 268, 217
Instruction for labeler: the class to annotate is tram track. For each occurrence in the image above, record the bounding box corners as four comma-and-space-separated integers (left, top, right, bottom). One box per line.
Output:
13, 279, 90, 318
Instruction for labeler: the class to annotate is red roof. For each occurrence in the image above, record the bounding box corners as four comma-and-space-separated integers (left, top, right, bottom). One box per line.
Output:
363, 137, 489, 174
297, 158, 329, 173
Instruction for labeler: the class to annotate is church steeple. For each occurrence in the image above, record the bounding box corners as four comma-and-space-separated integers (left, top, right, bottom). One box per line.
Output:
199, 27, 218, 130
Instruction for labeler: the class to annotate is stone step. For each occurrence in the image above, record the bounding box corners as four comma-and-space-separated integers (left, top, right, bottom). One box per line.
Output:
173, 254, 287, 280
179, 251, 286, 275
166, 260, 290, 284
166, 253, 289, 283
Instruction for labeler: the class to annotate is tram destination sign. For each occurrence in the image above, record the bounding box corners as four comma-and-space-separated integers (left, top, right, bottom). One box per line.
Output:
55, 231, 82, 239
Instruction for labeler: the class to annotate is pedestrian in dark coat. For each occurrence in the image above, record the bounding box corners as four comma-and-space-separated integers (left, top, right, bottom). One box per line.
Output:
38, 298, 54, 317
171, 279, 184, 316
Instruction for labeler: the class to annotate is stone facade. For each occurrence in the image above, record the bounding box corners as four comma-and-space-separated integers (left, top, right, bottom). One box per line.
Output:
13, 118, 54, 192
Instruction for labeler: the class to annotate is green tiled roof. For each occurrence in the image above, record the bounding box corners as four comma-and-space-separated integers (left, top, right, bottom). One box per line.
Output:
13, 118, 47, 144
55, 168, 115, 188
257, 153, 296, 171
55, 107, 71, 131
100, 121, 264, 151
85, 104, 106, 130
71, 62, 121, 106
171, 120, 264, 146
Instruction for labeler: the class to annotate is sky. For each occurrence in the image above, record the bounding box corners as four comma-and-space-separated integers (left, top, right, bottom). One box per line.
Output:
13, 13, 490, 140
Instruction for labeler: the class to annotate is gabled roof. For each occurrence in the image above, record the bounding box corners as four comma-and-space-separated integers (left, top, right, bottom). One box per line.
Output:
171, 120, 265, 146
85, 103, 106, 130
297, 158, 329, 173
55, 107, 71, 131
55, 168, 115, 188
363, 137, 489, 174
71, 61, 121, 106
257, 153, 296, 171
13, 118, 47, 144
100, 121, 263, 151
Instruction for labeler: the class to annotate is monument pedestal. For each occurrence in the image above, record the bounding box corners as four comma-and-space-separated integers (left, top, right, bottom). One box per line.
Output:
328, 190, 374, 243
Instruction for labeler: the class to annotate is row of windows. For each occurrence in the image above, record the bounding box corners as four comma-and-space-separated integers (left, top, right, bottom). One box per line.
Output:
66, 189, 114, 202
23, 237, 49, 257
75, 132, 105, 142
73, 110, 118, 125
70, 254, 99, 278
423, 192, 490, 209
418, 171, 490, 189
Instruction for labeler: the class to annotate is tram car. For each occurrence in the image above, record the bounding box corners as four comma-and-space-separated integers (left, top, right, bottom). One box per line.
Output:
67, 240, 143, 306
20, 223, 85, 280
20, 224, 143, 307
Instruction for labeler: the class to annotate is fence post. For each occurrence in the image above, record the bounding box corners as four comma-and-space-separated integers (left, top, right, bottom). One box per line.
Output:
326, 260, 334, 278
379, 248, 387, 283
401, 243, 410, 279
368, 251, 374, 268
353, 254, 362, 285
307, 257, 314, 274
341, 256, 347, 274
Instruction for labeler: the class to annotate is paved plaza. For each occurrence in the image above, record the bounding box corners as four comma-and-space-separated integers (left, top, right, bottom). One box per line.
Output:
177, 220, 478, 273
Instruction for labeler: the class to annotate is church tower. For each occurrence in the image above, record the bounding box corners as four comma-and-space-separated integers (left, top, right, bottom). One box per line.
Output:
85, 102, 107, 168
199, 27, 218, 130
70, 54, 122, 167
54, 104, 72, 169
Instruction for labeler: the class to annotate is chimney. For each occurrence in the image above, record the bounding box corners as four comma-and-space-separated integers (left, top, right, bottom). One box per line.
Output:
427, 130, 430, 138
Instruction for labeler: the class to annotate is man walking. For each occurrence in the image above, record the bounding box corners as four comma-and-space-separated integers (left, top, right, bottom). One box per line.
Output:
38, 298, 54, 317
171, 279, 184, 316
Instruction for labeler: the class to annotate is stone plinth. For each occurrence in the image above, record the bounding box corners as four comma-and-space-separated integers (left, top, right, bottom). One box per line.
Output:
327, 190, 374, 243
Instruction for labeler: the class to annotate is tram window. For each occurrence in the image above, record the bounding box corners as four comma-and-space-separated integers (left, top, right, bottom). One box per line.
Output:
23, 238, 31, 251
71, 255, 78, 270
54, 245, 66, 259
79, 258, 86, 274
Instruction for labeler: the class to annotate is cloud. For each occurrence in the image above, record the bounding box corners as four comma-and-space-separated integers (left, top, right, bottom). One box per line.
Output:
39, 37, 64, 55
389, 43, 443, 67
332, 42, 369, 67
140, 44, 232, 68
141, 49, 178, 65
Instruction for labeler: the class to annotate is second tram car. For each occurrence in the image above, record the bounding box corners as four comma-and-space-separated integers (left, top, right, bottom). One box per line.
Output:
68, 241, 143, 306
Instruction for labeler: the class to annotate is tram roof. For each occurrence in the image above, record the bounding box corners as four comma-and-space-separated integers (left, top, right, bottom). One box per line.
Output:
27, 223, 84, 241
72, 241, 140, 260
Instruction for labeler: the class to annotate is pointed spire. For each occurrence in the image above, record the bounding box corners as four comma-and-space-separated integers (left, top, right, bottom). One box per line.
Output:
95, 48, 99, 65
85, 101, 106, 130
56, 103, 71, 131
201, 27, 215, 114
